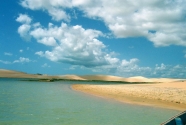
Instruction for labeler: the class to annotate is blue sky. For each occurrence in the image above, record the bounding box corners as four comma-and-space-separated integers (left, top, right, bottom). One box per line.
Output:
0, 0, 186, 78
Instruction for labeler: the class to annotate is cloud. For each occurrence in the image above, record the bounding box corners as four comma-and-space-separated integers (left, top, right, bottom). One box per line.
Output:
17, 24, 31, 41
116, 59, 152, 77
15, 14, 184, 78
152, 64, 186, 78
20, 0, 186, 47
19, 49, 23, 53
42, 63, 50, 68
38, 37, 57, 46
4, 52, 12, 56
121, 58, 139, 67
13, 57, 31, 63
32, 23, 113, 67
20, 0, 71, 21
1, 57, 35, 65
48, 8, 70, 21
20, 0, 71, 10
88, 59, 186, 78
155, 63, 166, 70
83, 57, 152, 77
17, 1, 186, 78
78, 0, 186, 47
16, 14, 32, 24
184, 51, 186, 58
0, 60, 11, 64
35, 51, 44, 56
16, 14, 32, 40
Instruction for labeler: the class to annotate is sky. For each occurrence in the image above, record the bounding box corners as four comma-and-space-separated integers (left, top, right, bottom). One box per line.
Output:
0, 0, 186, 78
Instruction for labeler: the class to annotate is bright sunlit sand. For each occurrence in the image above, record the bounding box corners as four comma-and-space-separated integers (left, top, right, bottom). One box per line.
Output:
72, 78, 186, 111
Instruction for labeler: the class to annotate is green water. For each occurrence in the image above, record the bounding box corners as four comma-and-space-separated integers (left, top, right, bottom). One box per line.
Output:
0, 79, 179, 125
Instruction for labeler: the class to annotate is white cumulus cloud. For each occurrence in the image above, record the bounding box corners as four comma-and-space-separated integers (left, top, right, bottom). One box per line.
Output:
16, 14, 32, 24
48, 8, 70, 21
16, 14, 32, 41
17, 24, 31, 40
38, 37, 57, 46
31, 23, 112, 67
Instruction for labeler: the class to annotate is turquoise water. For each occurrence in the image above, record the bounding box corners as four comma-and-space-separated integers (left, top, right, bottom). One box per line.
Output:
0, 79, 179, 125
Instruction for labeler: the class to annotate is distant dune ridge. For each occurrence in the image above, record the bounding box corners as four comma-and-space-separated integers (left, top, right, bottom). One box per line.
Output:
0, 69, 184, 82
58, 75, 86, 80
79, 75, 184, 83
0, 69, 84, 80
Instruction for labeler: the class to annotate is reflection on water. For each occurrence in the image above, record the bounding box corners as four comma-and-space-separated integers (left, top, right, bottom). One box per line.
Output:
0, 79, 179, 125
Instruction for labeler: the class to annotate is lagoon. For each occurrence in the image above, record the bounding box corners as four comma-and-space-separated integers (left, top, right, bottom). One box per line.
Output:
0, 79, 179, 125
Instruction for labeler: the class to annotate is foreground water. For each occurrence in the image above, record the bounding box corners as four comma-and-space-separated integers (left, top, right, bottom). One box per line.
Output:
0, 79, 179, 125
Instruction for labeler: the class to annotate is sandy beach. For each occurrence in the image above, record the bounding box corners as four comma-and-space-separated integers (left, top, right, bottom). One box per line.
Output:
72, 81, 186, 111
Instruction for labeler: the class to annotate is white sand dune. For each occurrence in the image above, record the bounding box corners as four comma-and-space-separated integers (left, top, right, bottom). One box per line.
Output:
80, 75, 183, 83
58, 75, 86, 80
126, 76, 154, 82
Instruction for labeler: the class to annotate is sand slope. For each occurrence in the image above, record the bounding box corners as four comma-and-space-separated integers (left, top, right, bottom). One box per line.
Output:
58, 75, 86, 80
0, 69, 38, 78
0, 69, 83, 80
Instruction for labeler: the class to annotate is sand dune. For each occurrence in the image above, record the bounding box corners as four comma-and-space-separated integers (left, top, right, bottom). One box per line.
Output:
0, 69, 86, 80
80, 75, 182, 83
0, 69, 26, 74
58, 75, 86, 80
0, 69, 38, 78
126, 76, 154, 82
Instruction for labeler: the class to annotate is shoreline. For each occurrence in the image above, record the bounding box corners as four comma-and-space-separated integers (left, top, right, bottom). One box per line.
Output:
1, 69, 186, 111
72, 82, 186, 111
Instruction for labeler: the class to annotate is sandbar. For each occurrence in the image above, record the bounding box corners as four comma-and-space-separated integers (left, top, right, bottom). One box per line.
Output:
72, 81, 186, 111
